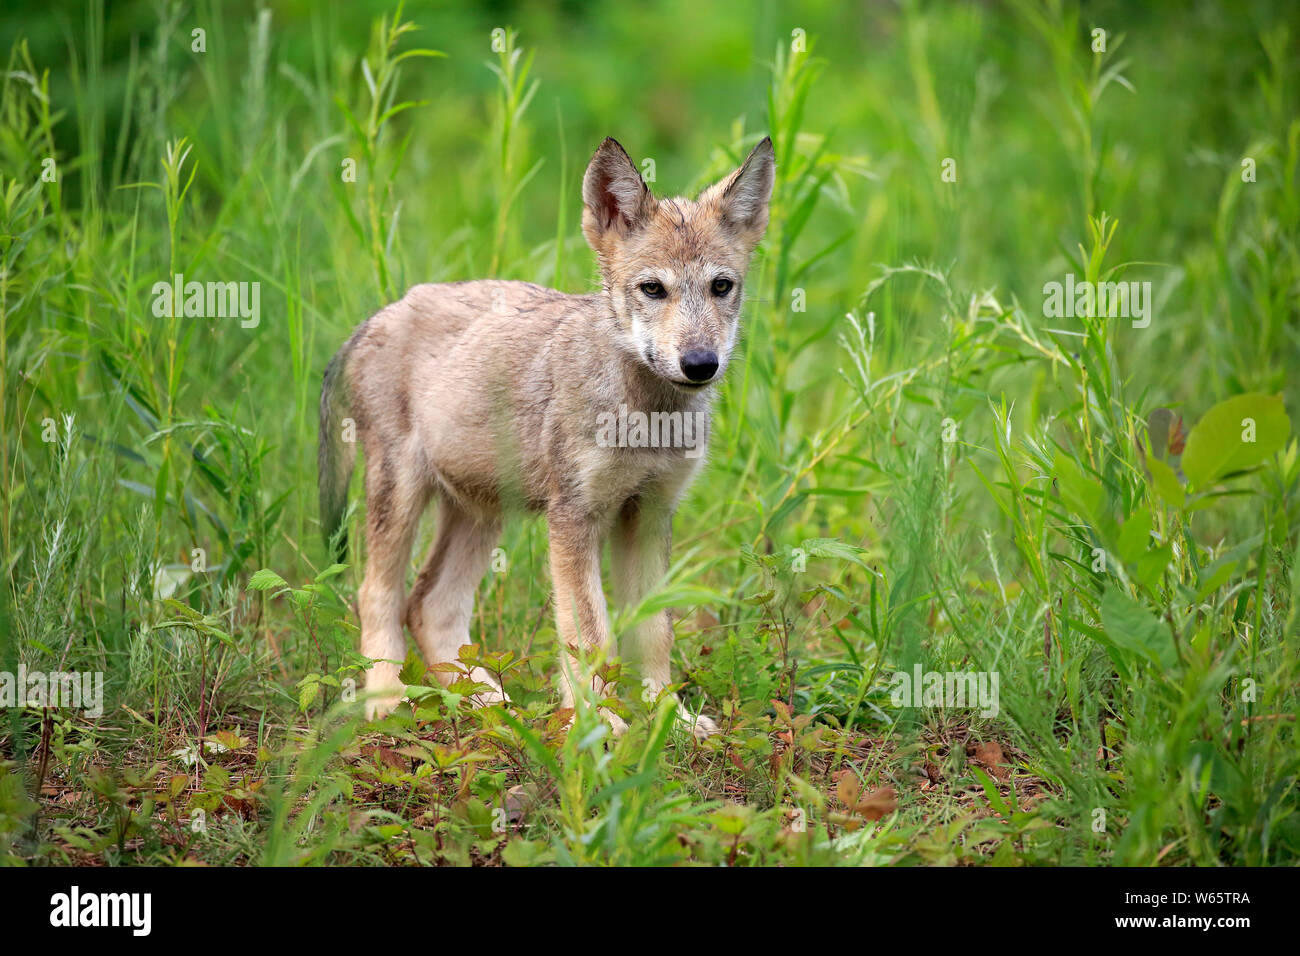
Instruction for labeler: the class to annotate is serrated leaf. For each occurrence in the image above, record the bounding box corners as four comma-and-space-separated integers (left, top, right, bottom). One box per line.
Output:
298, 678, 320, 711
247, 568, 288, 591
314, 563, 349, 583
799, 537, 871, 569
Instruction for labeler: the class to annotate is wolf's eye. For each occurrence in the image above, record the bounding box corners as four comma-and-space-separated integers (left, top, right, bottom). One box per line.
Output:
639, 281, 666, 299
711, 277, 734, 297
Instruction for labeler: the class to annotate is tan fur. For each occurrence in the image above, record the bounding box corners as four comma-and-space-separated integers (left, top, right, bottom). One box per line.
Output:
321, 136, 775, 736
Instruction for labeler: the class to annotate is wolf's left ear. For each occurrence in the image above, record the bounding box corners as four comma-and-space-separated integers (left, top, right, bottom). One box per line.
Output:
716, 136, 775, 236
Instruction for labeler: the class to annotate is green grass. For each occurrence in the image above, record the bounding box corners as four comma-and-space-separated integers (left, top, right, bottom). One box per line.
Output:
1, 0, 1298, 866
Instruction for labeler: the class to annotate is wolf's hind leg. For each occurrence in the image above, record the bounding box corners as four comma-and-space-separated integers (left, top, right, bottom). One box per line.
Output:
358, 458, 428, 719
406, 497, 506, 705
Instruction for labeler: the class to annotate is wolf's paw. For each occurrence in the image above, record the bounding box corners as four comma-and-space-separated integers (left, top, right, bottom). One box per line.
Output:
364, 694, 403, 721
678, 707, 720, 740
601, 708, 629, 737
363, 663, 405, 720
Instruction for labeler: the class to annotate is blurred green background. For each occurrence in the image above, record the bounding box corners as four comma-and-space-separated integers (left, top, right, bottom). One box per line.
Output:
3, 0, 1292, 314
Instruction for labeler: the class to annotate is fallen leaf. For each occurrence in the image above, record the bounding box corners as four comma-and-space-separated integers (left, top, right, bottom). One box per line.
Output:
836, 770, 861, 810
970, 741, 1011, 781
361, 744, 406, 771
855, 786, 898, 820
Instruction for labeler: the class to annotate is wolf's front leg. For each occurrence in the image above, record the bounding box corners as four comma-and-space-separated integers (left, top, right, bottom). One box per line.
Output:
546, 505, 627, 735
610, 496, 719, 739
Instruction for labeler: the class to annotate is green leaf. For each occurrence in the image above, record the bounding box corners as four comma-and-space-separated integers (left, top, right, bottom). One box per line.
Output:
161, 598, 203, 622
1098, 586, 1176, 670
1191, 534, 1258, 603
501, 838, 552, 867
314, 563, 349, 584
1131, 546, 1172, 593
298, 676, 320, 711
799, 537, 871, 569
1194, 559, 1237, 603
1182, 393, 1289, 489
972, 766, 1012, 818
247, 568, 289, 591
1146, 457, 1185, 508
1116, 507, 1152, 565
1054, 454, 1104, 522
398, 649, 426, 686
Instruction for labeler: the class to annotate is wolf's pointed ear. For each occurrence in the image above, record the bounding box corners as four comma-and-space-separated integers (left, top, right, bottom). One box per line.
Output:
716, 136, 775, 235
582, 138, 654, 249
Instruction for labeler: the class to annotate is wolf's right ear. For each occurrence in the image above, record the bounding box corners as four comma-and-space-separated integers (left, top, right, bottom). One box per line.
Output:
716, 136, 775, 233
582, 138, 654, 250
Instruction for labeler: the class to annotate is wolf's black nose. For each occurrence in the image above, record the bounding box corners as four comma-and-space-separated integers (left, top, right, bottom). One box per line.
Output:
680, 350, 719, 383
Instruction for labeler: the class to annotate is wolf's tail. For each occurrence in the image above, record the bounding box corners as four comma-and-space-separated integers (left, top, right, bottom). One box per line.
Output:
318, 343, 357, 562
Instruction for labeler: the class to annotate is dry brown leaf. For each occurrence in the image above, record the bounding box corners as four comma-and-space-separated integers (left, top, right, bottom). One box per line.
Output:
361, 744, 406, 771
855, 786, 898, 820
836, 770, 861, 809
834, 771, 897, 820
970, 741, 1011, 781
1167, 414, 1187, 456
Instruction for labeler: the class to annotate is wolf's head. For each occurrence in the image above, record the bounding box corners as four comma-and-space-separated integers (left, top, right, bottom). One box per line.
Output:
582, 136, 775, 392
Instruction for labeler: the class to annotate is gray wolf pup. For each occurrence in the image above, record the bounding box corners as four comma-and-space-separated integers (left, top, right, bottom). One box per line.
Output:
319, 135, 775, 737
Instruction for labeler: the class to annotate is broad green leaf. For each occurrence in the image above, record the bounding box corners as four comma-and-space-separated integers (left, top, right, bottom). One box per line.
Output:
1099, 586, 1176, 670
1182, 393, 1289, 489
1132, 545, 1172, 593
1054, 454, 1104, 522
502, 839, 551, 867
1146, 457, 1185, 508
1116, 507, 1152, 565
